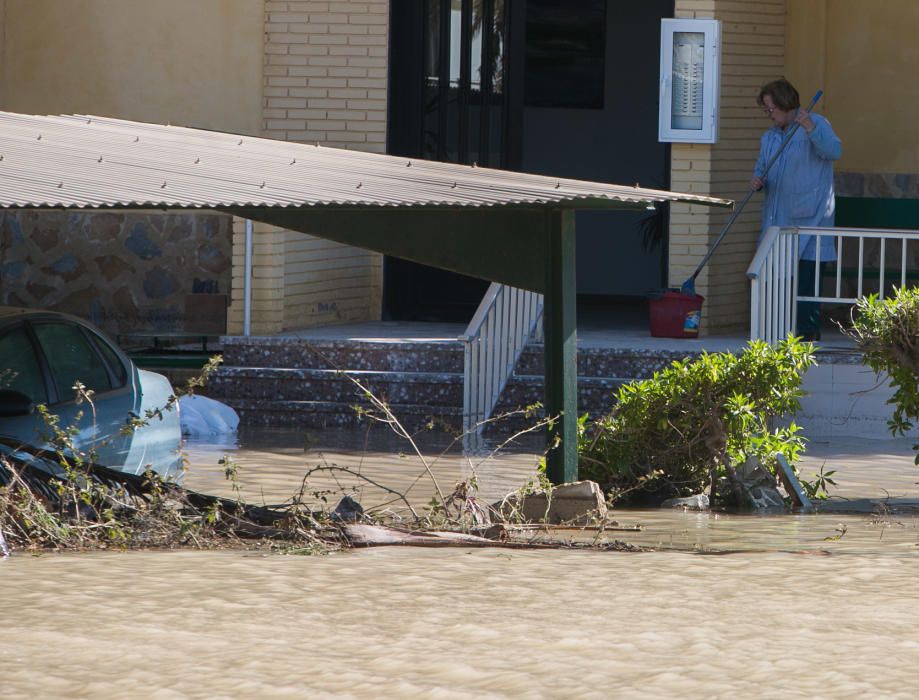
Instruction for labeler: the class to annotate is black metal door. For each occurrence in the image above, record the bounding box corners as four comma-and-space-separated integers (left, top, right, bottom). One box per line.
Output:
386, 0, 506, 321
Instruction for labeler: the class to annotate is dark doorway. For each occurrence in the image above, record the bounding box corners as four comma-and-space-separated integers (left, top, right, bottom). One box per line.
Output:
386, 0, 673, 322
385, 0, 505, 321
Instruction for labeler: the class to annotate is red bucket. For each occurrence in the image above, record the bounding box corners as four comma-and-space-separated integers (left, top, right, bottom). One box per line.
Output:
648, 291, 704, 338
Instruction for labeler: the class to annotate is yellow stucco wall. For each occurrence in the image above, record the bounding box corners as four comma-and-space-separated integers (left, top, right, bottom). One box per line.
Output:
787, 0, 919, 173
0, 0, 263, 135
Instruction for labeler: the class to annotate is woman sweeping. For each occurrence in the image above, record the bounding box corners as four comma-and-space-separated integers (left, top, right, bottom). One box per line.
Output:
751, 78, 842, 341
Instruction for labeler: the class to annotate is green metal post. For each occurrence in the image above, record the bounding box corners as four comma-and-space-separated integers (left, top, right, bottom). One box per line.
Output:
543, 209, 578, 484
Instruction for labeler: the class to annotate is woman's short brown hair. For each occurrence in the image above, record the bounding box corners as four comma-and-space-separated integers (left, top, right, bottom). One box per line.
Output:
757, 78, 800, 111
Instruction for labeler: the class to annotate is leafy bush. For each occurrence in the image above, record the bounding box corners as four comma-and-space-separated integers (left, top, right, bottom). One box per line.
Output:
847, 287, 919, 461
578, 338, 815, 505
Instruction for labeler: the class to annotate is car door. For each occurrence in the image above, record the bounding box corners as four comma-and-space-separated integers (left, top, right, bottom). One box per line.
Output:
0, 322, 53, 446
27, 319, 137, 466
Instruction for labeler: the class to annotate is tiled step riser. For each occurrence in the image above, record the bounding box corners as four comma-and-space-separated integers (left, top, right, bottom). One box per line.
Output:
515, 347, 700, 378
208, 346, 873, 437
208, 341, 711, 431
208, 371, 622, 420
497, 378, 623, 416
221, 339, 693, 379
228, 399, 464, 432
223, 400, 568, 437
208, 371, 466, 407
221, 339, 465, 373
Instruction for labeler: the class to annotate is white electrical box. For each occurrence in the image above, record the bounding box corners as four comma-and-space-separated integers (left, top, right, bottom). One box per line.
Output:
658, 18, 721, 144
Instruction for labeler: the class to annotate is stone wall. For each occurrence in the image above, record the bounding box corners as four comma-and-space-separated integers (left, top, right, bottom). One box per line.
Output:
835, 172, 919, 200
0, 211, 233, 335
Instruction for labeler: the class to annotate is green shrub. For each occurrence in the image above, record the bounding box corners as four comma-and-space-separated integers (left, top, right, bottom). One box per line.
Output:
578, 338, 815, 505
847, 287, 919, 462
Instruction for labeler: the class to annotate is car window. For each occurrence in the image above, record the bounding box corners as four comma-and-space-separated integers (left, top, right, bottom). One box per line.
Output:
88, 330, 128, 387
32, 322, 113, 402
0, 326, 48, 404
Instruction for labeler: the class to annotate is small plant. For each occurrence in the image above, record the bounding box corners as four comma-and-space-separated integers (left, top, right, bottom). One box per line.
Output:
221, 455, 243, 504
800, 463, 838, 501
578, 338, 816, 506
846, 287, 919, 462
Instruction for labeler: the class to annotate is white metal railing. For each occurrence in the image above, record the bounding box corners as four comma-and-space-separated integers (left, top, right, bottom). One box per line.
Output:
460, 283, 544, 435
748, 225, 919, 344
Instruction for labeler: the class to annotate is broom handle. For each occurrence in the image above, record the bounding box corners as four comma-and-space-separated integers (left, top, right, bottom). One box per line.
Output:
686, 90, 824, 286
686, 189, 756, 286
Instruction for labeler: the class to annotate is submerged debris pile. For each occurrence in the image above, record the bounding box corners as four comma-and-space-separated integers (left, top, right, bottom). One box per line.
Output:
0, 445, 643, 557
0, 358, 648, 557
0, 445, 335, 554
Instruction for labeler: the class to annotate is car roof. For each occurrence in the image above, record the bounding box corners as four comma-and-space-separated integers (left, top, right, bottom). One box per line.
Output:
0, 306, 83, 323
0, 306, 131, 363
0, 306, 115, 339
0, 305, 32, 319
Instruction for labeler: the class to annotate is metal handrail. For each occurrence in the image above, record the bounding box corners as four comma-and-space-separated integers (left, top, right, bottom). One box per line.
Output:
460, 283, 543, 435
748, 225, 919, 344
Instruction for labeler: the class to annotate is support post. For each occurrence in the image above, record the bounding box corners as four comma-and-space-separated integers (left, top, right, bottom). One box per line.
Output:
543, 209, 578, 484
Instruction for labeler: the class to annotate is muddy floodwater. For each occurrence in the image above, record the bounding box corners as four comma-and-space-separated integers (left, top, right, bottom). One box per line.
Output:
3, 427, 919, 698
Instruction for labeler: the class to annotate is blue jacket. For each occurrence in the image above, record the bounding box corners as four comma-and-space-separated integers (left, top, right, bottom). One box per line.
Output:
754, 112, 842, 261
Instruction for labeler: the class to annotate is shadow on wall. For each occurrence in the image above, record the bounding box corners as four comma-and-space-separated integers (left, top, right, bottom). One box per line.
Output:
0, 210, 232, 334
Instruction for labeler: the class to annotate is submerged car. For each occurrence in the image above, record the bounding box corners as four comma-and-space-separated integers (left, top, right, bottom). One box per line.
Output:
0, 307, 183, 478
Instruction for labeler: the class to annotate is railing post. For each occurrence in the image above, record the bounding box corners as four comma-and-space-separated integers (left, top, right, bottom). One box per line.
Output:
791, 234, 799, 338
750, 276, 761, 341
879, 237, 887, 298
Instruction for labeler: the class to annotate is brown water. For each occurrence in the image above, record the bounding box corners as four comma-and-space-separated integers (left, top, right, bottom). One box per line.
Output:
3, 428, 919, 698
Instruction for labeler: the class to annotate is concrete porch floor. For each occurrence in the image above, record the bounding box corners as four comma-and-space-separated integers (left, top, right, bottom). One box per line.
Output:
256, 317, 857, 354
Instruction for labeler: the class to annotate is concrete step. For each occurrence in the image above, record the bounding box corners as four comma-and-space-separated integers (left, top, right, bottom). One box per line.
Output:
515, 344, 702, 379
220, 336, 465, 373
225, 396, 571, 437
207, 367, 466, 407
207, 365, 627, 429
227, 397, 465, 431
220, 337, 701, 379
205, 335, 735, 434
498, 374, 625, 417
202, 334, 886, 440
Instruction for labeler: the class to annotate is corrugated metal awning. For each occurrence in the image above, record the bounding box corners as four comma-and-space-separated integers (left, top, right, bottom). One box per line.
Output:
0, 111, 735, 488
0, 111, 731, 211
